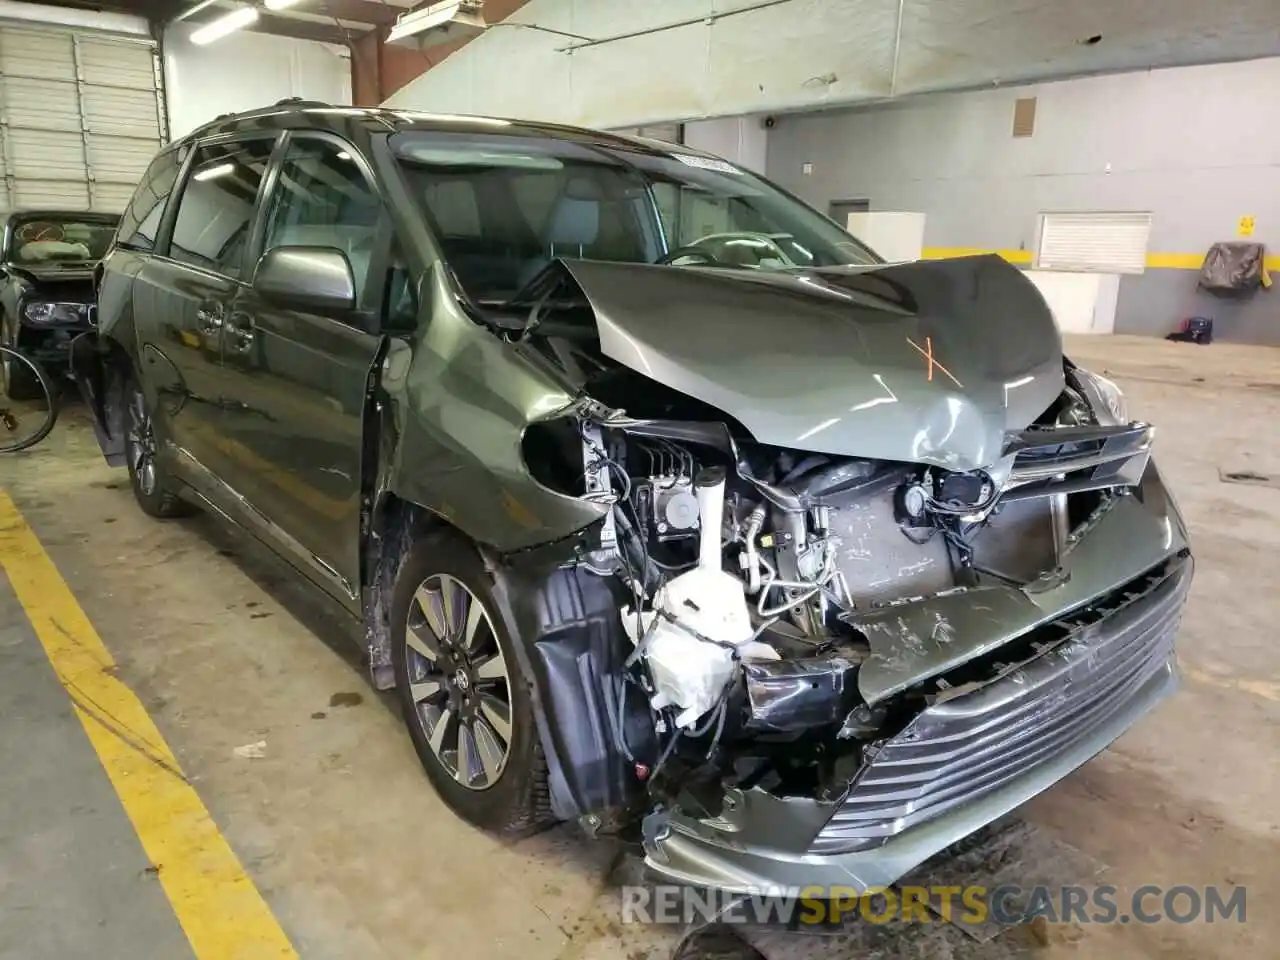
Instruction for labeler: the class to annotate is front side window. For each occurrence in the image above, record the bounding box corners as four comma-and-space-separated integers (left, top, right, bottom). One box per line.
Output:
391, 132, 879, 303
261, 137, 381, 303
637, 156, 876, 269
169, 139, 273, 278
8, 215, 118, 265
393, 134, 661, 302
383, 241, 419, 333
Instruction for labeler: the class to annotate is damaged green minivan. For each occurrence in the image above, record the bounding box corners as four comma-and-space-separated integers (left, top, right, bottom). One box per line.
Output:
74, 101, 1191, 894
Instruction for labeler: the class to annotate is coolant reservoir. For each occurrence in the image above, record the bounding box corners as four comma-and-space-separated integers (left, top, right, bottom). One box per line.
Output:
622, 467, 775, 728
624, 567, 756, 727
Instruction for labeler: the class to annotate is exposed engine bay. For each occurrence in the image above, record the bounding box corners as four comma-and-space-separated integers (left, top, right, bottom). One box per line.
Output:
517, 298, 1158, 834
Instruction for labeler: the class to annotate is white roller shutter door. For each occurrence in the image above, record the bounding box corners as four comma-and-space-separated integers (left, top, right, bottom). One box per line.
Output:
0, 23, 164, 213
1035, 211, 1153, 275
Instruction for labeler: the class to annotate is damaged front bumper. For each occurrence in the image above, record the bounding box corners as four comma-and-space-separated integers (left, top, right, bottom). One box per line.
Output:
643, 465, 1191, 894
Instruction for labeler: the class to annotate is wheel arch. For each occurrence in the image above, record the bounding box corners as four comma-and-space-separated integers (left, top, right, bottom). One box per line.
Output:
360, 494, 645, 822
360, 493, 452, 690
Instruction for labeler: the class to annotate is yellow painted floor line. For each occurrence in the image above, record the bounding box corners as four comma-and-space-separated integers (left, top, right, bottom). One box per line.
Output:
0, 491, 297, 959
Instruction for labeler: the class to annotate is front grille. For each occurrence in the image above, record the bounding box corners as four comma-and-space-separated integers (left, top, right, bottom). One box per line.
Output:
1003, 422, 1153, 499
812, 559, 1189, 854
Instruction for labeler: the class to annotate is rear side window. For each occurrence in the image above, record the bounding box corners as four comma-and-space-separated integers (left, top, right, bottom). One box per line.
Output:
115, 146, 187, 252
168, 139, 273, 278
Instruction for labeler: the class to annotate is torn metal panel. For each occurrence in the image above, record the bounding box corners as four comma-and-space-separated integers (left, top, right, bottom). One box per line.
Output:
823, 469, 953, 605
852, 462, 1189, 705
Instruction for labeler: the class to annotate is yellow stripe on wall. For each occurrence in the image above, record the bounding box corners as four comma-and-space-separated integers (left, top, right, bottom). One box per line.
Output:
1144, 252, 1209, 270
921, 247, 1280, 271
0, 492, 297, 960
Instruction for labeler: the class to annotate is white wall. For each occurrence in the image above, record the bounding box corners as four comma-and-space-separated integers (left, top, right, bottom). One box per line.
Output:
163, 23, 352, 140
682, 116, 768, 173
765, 56, 1280, 343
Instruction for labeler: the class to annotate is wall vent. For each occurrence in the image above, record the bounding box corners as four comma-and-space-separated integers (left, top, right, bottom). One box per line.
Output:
1013, 97, 1037, 137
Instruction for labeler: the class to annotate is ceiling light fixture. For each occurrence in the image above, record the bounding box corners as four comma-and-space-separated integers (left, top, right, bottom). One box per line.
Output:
385, 0, 591, 50
190, 5, 260, 45
193, 162, 236, 181
387, 0, 484, 48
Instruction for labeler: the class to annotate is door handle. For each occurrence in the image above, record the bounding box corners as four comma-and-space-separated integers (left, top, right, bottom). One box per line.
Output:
225, 317, 255, 353
196, 303, 224, 335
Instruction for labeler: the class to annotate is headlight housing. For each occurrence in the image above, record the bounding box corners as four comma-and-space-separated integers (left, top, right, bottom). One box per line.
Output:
1072, 367, 1128, 424
23, 301, 85, 326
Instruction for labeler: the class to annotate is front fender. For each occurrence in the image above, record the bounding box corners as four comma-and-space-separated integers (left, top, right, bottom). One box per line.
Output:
382, 267, 609, 551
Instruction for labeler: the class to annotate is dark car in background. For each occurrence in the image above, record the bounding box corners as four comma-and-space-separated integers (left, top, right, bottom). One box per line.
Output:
0, 210, 117, 399
74, 102, 1190, 896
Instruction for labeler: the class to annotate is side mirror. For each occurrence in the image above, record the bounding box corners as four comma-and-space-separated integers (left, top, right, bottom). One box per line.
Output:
253, 245, 355, 315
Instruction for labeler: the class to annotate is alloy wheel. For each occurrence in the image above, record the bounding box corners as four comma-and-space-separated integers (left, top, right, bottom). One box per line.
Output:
126, 389, 158, 496
404, 573, 513, 790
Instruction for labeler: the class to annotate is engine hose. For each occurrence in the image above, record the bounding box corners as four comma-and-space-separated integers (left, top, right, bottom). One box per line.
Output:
758, 583, 823, 618
743, 505, 766, 594
755, 552, 837, 618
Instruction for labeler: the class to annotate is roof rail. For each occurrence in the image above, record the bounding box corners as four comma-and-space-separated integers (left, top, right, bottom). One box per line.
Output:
183, 99, 346, 140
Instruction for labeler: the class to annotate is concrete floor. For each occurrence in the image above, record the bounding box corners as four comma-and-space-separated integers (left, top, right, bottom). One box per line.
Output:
1, 334, 1277, 959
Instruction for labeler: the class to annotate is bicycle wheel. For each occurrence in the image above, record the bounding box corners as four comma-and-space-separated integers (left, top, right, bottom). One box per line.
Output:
0, 345, 58, 453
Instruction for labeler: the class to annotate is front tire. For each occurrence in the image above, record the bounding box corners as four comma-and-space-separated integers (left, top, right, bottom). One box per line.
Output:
123, 373, 194, 519
391, 528, 552, 837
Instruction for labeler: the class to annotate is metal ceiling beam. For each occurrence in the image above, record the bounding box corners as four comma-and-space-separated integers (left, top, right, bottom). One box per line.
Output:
314, 0, 400, 26
249, 11, 359, 43
184, 6, 362, 44
174, 0, 398, 27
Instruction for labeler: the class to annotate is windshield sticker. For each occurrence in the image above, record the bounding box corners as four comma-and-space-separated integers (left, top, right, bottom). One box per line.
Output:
674, 154, 743, 175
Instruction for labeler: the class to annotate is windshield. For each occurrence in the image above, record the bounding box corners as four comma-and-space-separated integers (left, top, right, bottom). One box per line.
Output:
9, 216, 117, 265
392, 132, 879, 302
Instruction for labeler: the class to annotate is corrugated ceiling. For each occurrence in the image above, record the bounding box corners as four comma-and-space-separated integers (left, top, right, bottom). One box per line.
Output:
386, 0, 1280, 126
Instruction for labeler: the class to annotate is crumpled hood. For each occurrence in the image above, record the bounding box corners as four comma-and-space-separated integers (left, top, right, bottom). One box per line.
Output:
562, 256, 1065, 471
